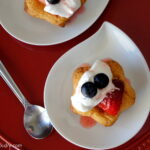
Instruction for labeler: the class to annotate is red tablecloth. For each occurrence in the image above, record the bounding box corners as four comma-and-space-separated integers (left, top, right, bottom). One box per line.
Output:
0, 0, 150, 150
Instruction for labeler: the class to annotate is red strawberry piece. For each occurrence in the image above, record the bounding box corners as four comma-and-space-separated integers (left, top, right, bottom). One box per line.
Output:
98, 79, 124, 115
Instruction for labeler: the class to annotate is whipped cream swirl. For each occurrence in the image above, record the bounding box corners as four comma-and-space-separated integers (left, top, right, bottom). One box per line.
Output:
44, 0, 81, 18
71, 60, 117, 112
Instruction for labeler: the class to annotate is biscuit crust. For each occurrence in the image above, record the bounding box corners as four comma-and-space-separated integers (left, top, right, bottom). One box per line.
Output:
24, 0, 86, 27
71, 60, 136, 126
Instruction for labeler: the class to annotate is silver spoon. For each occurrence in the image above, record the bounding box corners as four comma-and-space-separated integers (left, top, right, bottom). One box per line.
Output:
0, 61, 53, 139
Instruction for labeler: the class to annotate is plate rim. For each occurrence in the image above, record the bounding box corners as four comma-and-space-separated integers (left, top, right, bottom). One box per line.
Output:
44, 21, 150, 149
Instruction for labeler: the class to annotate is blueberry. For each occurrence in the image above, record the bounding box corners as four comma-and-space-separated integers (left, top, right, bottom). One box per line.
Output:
94, 73, 109, 89
47, 0, 60, 4
81, 82, 97, 98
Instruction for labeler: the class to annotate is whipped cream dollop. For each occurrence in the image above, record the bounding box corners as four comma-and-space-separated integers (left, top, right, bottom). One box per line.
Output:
44, 0, 81, 18
71, 60, 117, 112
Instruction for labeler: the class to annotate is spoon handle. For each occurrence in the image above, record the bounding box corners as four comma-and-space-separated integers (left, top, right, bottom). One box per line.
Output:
0, 61, 29, 108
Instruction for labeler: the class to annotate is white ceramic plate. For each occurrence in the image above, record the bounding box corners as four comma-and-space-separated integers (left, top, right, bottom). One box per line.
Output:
0, 0, 109, 46
44, 22, 150, 149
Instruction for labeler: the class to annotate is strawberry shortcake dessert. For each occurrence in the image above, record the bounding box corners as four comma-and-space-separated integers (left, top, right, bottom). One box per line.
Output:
71, 59, 136, 126
24, 0, 86, 27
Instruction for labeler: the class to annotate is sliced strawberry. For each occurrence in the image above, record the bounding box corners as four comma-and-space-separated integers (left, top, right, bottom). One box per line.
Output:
98, 79, 124, 115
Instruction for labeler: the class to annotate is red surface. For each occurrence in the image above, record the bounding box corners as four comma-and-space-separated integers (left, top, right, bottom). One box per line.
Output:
0, 0, 150, 150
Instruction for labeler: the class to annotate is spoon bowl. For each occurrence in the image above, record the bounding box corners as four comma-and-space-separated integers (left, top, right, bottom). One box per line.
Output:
24, 105, 53, 139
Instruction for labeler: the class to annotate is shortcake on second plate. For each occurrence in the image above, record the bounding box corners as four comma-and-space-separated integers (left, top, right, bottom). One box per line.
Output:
71, 59, 136, 126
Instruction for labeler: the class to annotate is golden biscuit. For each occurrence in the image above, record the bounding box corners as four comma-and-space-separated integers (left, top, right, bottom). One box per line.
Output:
71, 60, 136, 126
24, 0, 86, 27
